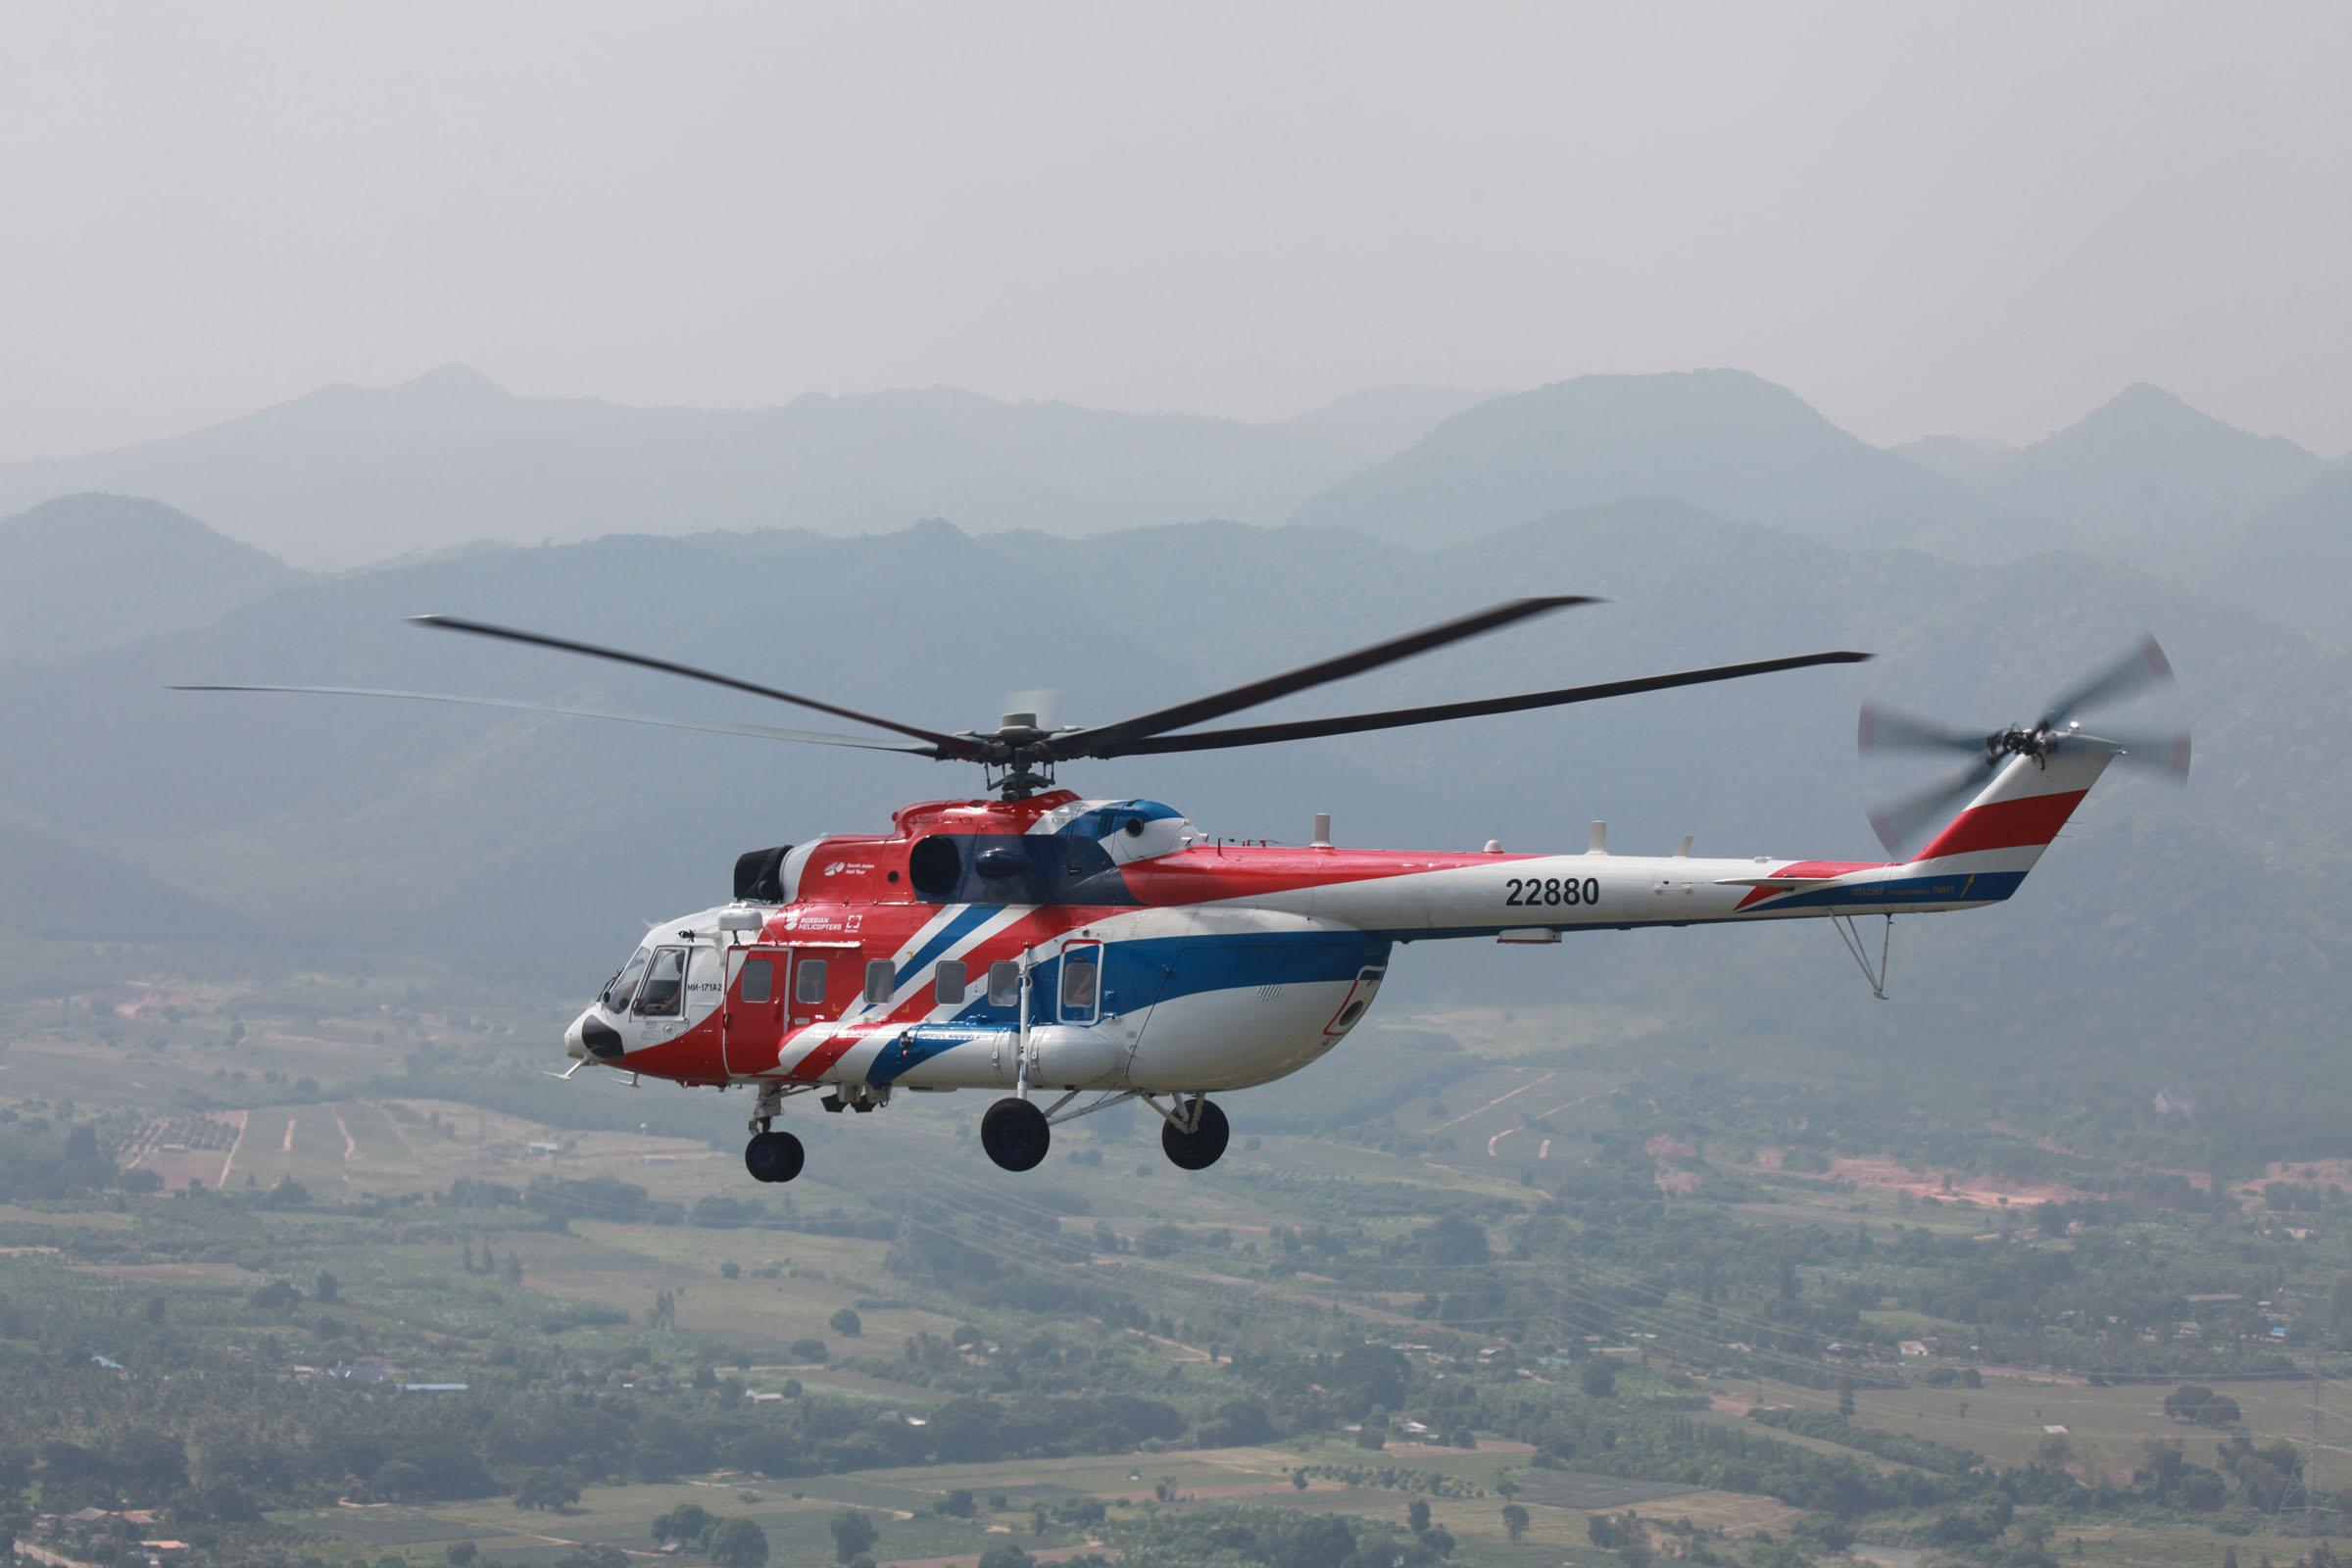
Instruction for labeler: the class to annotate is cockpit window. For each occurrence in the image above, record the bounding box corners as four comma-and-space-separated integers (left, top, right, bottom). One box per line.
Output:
603, 948, 651, 1012
635, 947, 688, 1017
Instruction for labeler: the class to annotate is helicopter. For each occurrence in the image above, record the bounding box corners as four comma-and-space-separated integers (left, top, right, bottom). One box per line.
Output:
181, 600, 2186, 1181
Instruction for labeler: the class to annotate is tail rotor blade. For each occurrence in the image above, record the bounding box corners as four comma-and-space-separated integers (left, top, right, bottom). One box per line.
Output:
2038, 634, 2172, 727
1857, 703, 1984, 758
1867, 762, 1994, 857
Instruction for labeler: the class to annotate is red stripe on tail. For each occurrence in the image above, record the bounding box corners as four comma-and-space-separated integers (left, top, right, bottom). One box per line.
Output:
1915, 789, 2087, 861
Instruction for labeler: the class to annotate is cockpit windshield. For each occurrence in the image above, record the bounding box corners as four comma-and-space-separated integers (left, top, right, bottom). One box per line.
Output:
602, 947, 651, 1012
635, 947, 688, 1017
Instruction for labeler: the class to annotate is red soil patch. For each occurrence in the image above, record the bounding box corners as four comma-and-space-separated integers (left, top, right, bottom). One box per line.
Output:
1825, 1155, 2093, 1209
884, 1547, 1105, 1568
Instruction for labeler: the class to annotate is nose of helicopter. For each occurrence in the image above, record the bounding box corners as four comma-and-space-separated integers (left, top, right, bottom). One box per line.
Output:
565, 1008, 623, 1061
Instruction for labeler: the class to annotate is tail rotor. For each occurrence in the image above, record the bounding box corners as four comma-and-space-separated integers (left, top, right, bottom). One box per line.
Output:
1858, 635, 2188, 857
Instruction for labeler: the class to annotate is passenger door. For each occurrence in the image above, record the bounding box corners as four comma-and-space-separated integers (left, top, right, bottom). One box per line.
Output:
721, 946, 790, 1076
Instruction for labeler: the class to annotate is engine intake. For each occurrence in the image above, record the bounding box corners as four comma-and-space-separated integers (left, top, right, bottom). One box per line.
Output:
733, 844, 792, 903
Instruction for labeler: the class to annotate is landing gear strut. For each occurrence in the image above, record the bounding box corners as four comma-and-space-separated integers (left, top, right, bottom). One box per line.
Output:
980, 1097, 1051, 1171
744, 1081, 803, 1183
1159, 1098, 1230, 1171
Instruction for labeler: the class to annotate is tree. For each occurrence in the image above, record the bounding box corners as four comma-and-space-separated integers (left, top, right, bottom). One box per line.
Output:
1838, 1378, 1856, 1419
514, 1469, 579, 1511
653, 1502, 712, 1544
552, 1548, 627, 1568
830, 1508, 878, 1563
1501, 1503, 1530, 1543
315, 1271, 340, 1304
1578, 1358, 1618, 1398
2163, 1383, 2241, 1427
829, 1306, 862, 1336
445, 1545, 478, 1566
706, 1517, 769, 1568
977, 1545, 1033, 1568
251, 1279, 301, 1311
1408, 1499, 1432, 1534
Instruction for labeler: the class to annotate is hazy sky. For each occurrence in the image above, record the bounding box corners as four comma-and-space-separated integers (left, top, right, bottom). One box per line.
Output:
5, 3, 2347, 454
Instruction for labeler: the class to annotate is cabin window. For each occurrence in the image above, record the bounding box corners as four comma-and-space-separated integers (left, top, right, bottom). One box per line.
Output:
739, 957, 773, 1005
603, 948, 650, 1012
987, 960, 1021, 1008
1060, 952, 1099, 1017
794, 958, 829, 1005
863, 959, 896, 1004
635, 947, 687, 1017
934, 960, 966, 1006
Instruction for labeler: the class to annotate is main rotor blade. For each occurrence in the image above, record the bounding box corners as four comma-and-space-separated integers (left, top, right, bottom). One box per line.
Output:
1058, 596, 1596, 757
1079, 650, 1872, 759
1867, 761, 1994, 857
412, 614, 980, 757
2061, 728, 2192, 779
172, 685, 948, 755
1857, 703, 1984, 758
2038, 634, 2172, 728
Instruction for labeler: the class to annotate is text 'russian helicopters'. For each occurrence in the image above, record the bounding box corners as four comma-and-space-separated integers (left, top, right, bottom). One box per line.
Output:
182, 600, 2187, 1182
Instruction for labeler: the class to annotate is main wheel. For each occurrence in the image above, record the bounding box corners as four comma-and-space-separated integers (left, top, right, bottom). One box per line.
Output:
744, 1129, 805, 1183
1161, 1099, 1230, 1170
980, 1098, 1051, 1172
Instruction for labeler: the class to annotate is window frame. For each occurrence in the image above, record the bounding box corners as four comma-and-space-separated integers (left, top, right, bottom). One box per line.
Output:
934, 959, 966, 1007
634, 946, 690, 1017
793, 957, 830, 1006
602, 947, 652, 1014
863, 958, 896, 1006
1057, 940, 1102, 1024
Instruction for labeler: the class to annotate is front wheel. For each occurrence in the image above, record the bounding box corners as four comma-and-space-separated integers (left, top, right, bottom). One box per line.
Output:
744, 1129, 805, 1183
1161, 1099, 1230, 1170
980, 1098, 1051, 1171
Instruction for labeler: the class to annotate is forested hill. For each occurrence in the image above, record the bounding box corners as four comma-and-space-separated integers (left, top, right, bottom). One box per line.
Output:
0, 493, 301, 662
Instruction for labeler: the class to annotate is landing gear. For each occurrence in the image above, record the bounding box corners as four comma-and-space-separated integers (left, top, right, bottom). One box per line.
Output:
1160, 1098, 1230, 1170
980, 1097, 1051, 1171
744, 1129, 804, 1183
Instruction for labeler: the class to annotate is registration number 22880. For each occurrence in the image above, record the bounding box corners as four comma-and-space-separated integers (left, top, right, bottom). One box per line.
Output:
1505, 876, 1600, 907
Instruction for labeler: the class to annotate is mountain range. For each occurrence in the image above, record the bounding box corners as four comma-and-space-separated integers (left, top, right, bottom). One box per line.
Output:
0, 368, 1468, 571
5, 368, 2338, 641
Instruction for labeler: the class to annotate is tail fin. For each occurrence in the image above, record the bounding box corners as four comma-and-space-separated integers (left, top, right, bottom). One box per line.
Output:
1908, 745, 2116, 877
